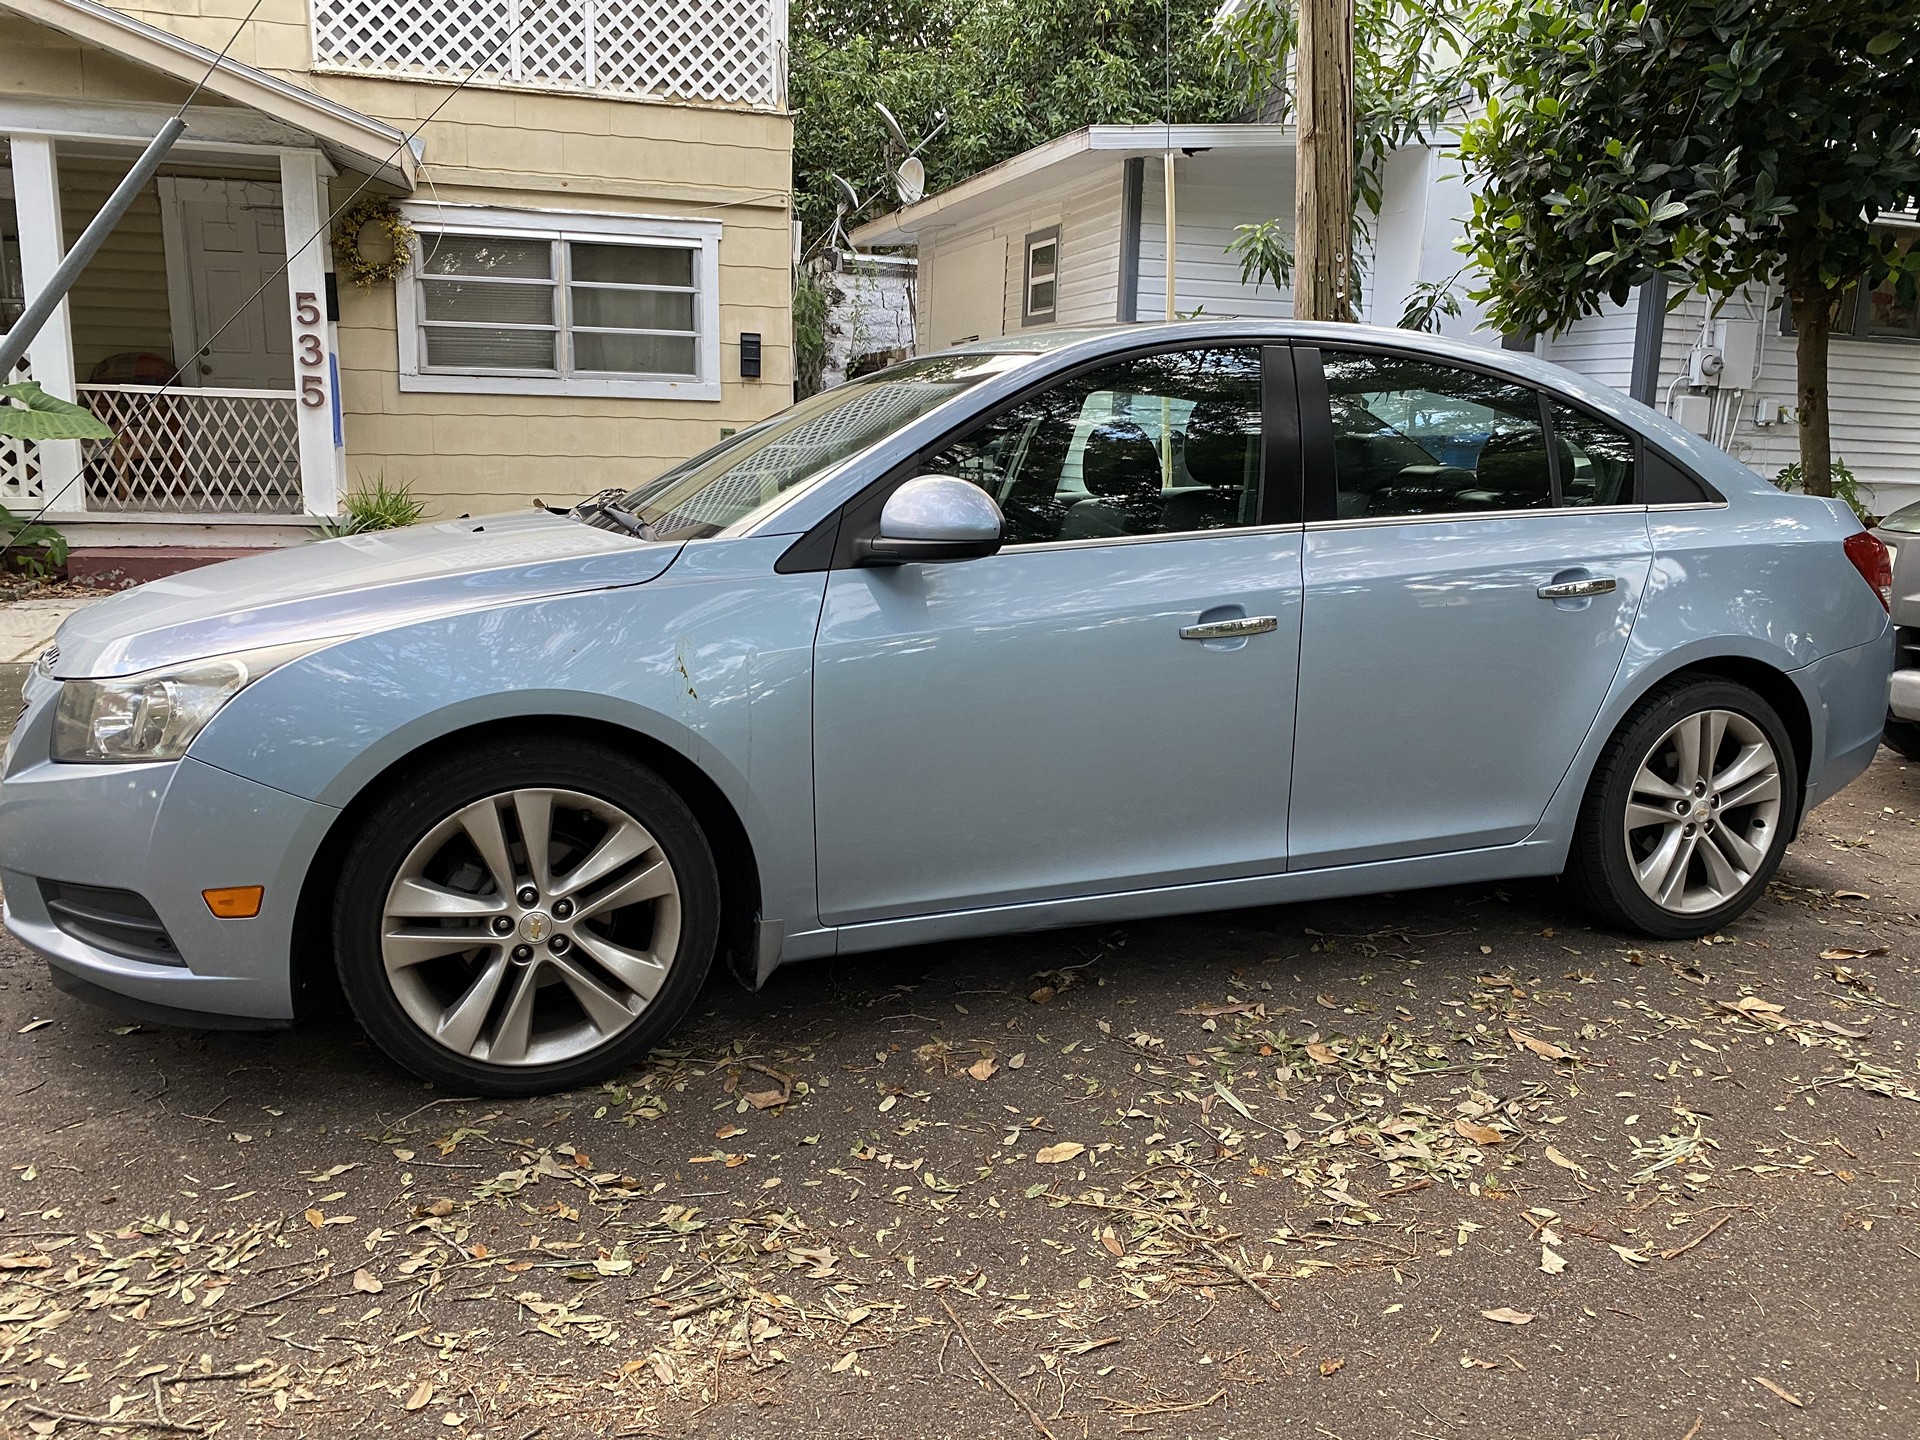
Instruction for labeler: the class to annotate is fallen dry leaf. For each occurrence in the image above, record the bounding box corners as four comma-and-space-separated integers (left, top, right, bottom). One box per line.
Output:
1819, 946, 1888, 961
1752, 1376, 1803, 1408
1481, 1307, 1534, 1325
1318, 1357, 1345, 1377
16, 1019, 52, 1034
965, 1057, 999, 1082
1029, 985, 1057, 1004
352, 1269, 383, 1295
1304, 1042, 1341, 1065
1035, 1142, 1086, 1165
1508, 1027, 1576, 1062
404, 1381, 434, 1412
742, 1089, 787, 1110
1543, 1145, 1586, 1174
1454, 1119, 1504, 1146
1539, 1246, 1567, 1275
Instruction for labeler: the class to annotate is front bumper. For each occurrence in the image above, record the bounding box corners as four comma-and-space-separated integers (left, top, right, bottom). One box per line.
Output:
0, 749, 338, 1023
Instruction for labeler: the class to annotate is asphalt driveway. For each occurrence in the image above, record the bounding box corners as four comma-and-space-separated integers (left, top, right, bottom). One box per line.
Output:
1, 752, 1918, 1438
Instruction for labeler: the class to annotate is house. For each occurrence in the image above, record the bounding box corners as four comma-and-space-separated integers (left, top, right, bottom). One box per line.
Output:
850, 123, 1920, 515
0, 0, 794, 576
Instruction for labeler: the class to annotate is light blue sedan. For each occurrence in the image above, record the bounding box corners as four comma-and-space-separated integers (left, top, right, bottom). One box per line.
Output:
0, 324, 1893, 1094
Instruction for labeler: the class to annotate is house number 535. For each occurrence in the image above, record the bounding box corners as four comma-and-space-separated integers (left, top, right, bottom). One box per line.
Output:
295, 291, 326, 408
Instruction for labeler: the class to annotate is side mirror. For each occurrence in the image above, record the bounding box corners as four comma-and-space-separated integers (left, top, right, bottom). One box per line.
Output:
856, 475, 1004, 566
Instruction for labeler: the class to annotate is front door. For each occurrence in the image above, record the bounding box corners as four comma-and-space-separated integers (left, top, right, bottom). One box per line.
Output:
812, 345, 1302, 926
1288, 346, 1654, 869
162, 178, 293, 390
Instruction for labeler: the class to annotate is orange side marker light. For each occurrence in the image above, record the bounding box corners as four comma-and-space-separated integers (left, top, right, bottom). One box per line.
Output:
202, 886, 264, 919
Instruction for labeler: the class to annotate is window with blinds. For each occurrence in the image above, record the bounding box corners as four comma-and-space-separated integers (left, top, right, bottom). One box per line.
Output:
414, 231, 701, 380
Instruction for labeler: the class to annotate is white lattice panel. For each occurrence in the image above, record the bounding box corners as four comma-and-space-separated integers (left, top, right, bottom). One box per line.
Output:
312, 0, 785, 109
0, 357, 45, 506
78, 386, 303, 515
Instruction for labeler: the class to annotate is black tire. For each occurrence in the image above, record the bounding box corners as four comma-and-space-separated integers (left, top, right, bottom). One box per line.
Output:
1884, 717, 1920, 762
1564, 678, 1799, 939
333, 735, 720, 1096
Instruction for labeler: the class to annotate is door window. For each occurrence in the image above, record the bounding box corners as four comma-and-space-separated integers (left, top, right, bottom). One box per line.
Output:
1324, 351, 1554, 518
1546, 400, 1636, 507
922, 347, 1264, 545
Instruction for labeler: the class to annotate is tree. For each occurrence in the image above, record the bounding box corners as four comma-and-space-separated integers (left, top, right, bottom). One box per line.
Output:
1210, 0, 1487, 322
1457, 0, 1920, 498
789, 0, 1243, 251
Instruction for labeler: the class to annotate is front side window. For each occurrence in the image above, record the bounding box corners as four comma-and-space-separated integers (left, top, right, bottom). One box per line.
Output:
1324, 351, 1555, 518
922, 347, 1263, 546
416, 231, 699, 379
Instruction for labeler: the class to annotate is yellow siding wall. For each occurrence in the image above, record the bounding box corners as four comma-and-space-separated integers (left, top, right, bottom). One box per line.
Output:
4, 5, 795, 519
57, 158, 175, 377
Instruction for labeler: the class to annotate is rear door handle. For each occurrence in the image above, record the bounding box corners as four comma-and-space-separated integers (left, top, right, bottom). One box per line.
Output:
1180, 615, 1278, 640
1537, 576, 1617, 600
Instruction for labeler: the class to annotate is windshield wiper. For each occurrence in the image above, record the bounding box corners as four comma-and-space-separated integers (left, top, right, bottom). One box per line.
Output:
578, 494, 657, 541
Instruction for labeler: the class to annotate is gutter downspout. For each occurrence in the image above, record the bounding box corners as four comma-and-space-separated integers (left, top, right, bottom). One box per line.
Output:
1117, 157, 1143, 323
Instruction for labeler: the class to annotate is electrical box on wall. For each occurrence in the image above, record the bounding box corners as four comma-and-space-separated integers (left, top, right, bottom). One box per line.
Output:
1673, 392, 1715, 437
1715, 317, 1760, 389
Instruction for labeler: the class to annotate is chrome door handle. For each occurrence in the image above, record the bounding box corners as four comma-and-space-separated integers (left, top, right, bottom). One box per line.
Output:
1537, 577, 1617, 600
1180, 615, 1278, 641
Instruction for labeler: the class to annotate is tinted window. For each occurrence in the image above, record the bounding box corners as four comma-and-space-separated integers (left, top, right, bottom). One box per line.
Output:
1548, 401, 1635, 507
923, 347, 1263, 546
1324, 351, 1552, 518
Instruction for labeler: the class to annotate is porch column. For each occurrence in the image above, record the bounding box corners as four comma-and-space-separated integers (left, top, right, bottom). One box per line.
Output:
279, 149, 339, 518
7, 135, 84, 517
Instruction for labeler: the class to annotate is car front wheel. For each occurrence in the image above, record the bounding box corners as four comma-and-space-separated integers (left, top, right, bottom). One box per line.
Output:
334, 737, 719, 1096
1566, 679, 1797, 938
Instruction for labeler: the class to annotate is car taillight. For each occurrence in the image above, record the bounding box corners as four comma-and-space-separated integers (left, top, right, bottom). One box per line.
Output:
1845, 530, 1892, 610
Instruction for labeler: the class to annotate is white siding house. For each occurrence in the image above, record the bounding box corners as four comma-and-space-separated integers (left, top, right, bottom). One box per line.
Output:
853, 123, 1920, 514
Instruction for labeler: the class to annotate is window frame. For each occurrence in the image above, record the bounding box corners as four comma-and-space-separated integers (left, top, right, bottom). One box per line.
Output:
1297, 341, 1719, 524
1778, 222, 1920, 345
800, 341, 1298, 571
395, 203, 723, 401
1021, 226, 1060, 328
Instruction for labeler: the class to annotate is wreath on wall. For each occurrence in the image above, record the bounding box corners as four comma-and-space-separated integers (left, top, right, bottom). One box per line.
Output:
332, 198, 416, 287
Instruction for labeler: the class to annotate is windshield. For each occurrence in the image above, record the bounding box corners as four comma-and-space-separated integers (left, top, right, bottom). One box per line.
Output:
592, 352, 1033, 541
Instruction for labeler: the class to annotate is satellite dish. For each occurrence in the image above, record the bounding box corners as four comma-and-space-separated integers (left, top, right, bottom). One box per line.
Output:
831, 173, 860, 213
874, 101, 912, 152
895, 155, 926, 205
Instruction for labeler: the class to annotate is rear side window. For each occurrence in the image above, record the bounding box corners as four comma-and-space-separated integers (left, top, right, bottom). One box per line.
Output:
1323, 351, 1553, 518
1546, 400, 1636, 507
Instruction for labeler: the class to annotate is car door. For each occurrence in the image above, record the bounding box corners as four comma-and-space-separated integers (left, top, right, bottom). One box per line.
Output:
811, 344, 1303, 927
1287, 345, 1654, 870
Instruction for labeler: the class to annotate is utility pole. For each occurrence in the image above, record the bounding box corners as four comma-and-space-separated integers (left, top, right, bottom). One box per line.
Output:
1294, 0, 1354, 322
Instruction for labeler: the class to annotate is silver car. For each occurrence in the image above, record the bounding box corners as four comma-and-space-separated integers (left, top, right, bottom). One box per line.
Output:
1871, 501, 1920, 759
0, 324, 1893, 1095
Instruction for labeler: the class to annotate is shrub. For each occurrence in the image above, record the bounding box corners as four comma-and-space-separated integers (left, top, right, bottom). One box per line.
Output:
322, 474, 427, 537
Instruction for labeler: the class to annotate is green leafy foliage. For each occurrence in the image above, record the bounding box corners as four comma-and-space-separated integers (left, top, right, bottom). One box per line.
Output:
1398, 273, 1466, 333
1227, 217, 1295, 295
790, 0, 1243, 249
1776, 457, 1874, 527
321, 474, 427, 537
1456, 0, 1920, 495
793, 268, 831, 399
0, 503, 69, 577
0, 382, 113, 442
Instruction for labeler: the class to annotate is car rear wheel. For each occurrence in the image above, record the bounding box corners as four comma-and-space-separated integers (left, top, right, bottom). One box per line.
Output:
1566, 679, 1798, 938
334, 737, 719, 1096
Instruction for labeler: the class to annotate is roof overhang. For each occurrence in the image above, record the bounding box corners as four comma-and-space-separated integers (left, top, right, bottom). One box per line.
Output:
0, 0, 416, 187
849, 124, 1294, 248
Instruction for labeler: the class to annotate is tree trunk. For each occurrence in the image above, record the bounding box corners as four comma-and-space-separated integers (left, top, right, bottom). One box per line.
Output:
1786, 273, 1838, 499
1294, 0, 1354, 323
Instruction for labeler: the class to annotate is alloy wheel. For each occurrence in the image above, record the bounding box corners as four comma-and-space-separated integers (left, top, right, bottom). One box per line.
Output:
1622, 708, 1782, 915
380, 787, 681, 1066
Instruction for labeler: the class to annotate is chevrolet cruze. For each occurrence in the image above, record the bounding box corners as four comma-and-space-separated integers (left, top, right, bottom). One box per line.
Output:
0, 324, 1892, 1094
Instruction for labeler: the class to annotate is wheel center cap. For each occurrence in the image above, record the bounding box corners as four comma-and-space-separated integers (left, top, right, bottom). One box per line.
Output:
519, 911, 554, 944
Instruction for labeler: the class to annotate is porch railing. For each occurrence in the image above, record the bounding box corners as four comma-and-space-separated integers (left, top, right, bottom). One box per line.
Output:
0, 357, 46, 507
77, 384, 303, 515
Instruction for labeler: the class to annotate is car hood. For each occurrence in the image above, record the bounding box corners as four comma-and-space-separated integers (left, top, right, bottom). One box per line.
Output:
51, 510, 681, 678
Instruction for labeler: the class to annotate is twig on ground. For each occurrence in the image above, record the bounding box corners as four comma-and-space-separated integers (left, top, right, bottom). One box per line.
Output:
939, 1295, 1060, 1440
1202, 1243, 1284, 1311
17, 1402, 204, 1434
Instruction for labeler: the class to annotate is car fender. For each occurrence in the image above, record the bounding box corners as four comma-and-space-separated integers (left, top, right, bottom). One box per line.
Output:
189, 536, 830, 948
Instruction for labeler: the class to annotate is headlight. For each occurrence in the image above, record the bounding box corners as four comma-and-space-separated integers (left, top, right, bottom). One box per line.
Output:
50, 643, 318, 764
